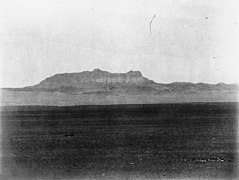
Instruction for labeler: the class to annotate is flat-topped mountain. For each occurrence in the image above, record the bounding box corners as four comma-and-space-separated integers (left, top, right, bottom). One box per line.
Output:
5, 69, 237, 93
1, 69, 238, 106
34, 69, 155, 88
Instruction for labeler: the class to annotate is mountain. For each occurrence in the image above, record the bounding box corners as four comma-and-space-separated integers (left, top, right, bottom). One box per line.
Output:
30, 69, 156, 92
4, 69, 237, 93
1, 69, 238, 106
35, 69, 154, 87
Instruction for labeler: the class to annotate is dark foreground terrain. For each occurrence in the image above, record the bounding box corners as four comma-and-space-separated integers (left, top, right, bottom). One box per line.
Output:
1, 103, 238, 179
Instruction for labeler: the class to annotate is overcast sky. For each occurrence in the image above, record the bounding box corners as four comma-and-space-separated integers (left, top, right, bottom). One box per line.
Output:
0, 0, 238, 87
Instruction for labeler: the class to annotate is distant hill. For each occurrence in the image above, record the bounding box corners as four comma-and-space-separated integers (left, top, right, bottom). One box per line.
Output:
3, 69, 238, 93
1, 69, 238, 106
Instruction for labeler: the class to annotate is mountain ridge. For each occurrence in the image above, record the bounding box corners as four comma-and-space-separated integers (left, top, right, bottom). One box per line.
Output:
1, 69, 238, 106
2, 69, 238, 94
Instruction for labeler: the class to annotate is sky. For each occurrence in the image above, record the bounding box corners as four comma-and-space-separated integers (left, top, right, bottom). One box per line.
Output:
0, 0, 238, 87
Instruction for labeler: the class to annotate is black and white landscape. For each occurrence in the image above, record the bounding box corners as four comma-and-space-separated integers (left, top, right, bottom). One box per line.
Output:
1, 69, 238, 179
1, 0, 238, 180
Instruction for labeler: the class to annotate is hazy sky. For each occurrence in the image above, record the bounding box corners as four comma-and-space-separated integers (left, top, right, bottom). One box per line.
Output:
0, 0, 238, 87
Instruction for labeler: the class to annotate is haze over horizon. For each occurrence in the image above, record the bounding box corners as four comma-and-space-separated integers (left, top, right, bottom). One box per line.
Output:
0, 0, 238, 88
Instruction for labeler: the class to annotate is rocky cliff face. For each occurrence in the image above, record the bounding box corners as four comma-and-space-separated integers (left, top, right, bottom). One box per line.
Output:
33, 69, 155, 89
